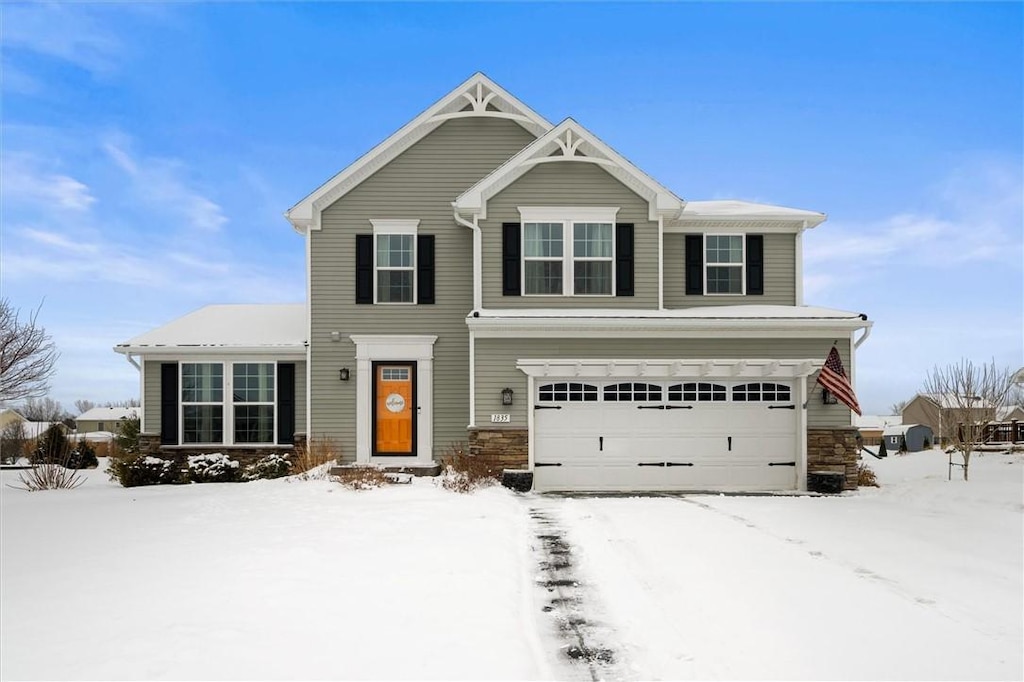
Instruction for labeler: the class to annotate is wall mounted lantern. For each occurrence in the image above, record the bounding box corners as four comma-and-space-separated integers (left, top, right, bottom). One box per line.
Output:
822, 388, 838, 405
500, 387, 514, 406
339, 368, 351, 382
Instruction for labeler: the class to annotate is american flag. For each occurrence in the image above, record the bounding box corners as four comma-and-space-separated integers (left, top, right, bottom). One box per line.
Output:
817, 345, 862, 416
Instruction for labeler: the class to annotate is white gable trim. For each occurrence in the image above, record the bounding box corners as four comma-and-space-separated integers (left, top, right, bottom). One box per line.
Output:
285, 74, 552, 233
454, 118, 685, 222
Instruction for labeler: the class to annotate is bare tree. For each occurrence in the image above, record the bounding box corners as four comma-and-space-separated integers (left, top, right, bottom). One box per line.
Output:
18, 396, 70, 422
890, 399, 908, 416
103, 398, 141, 408
0, 299, 59, 402
74, 399, 97, 415
923, 359, 1013, 481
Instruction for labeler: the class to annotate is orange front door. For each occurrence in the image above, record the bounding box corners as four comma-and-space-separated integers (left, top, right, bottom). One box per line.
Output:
374, 363, 414, 454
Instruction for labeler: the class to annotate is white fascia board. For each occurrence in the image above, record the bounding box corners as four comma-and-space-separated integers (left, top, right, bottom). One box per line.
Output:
455, 118, 684, 221
516, 358, 823, 379
113, 345, 307, 358
286, 73, 552, 231
468, 316, 871, 338
664, 220, 813, 234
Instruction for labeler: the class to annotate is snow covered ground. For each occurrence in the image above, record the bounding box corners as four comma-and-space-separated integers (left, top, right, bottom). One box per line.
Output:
2, 450, 1021, 681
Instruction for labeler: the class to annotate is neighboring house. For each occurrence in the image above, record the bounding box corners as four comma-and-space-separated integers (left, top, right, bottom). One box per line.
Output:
854, 414, 902, 446
881, 424, 933, 453
901, 393, 996, 443
115, 73, 872, 492
75, 407, 140, 435
996, 405, 1024, 422
0, 409, 28, 429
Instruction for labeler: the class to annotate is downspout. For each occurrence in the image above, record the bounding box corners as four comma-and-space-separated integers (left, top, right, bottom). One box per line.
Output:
658, 215, 665, 310
123, 352, 141, 371
453, 207, 482, 429
796, 222, 806, 306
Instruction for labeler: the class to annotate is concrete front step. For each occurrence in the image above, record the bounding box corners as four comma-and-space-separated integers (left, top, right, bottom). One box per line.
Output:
329, 462, 442, 478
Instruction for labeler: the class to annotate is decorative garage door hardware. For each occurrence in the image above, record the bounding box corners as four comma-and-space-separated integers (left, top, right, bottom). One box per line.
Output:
768, 404, 796, 410
637, 462, 694, 467
536, 381, 793, 404
768, 461, 797, 466
535, 462, 563, 467
534, 405, 562, 410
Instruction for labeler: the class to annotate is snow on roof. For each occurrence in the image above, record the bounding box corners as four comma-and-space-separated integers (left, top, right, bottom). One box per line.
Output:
116, 304, 306, 353
20, 421, 66, 439
854, 414, 903, 430
77, 407, 139, 422
883, 424, 929, 437
472, 305, 867, 320
678, 200, 826, 225
996, 405, 1023, 420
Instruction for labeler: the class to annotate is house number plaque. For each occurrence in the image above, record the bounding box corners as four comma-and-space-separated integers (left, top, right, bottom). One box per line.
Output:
490, 414, 511, 423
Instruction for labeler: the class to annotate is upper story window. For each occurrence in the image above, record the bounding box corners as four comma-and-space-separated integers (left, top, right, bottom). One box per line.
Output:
705, 234, 744, 295
519, 207, 618, 297
376, 234, 415, 303
684, 233, 763, 297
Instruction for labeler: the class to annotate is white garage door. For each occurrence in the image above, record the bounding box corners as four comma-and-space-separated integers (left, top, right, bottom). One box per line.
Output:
533, 379, 798, 492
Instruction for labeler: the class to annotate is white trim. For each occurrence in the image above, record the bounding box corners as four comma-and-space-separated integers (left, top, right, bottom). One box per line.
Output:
349, 335, 438, 463
370, 219, 420, 234
116, 346, 306, 357
455, 119, 684, 222
286, 73, 552, 231
516, 358, 821, 380
795, 227, 804, 306
527, 374, 535, 471
657, 215, 664, 310
797, 378, 808, 490
518, 206, 619, 223
664, 221, 809, 234
469, 328, 476, 428
305, 232, 313, 439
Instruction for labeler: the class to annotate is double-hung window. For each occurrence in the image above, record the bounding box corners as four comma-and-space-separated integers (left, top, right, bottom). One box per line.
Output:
233, 363, 275, 443
182, 363, 224, 444
370, 219, 419, 304
520, 207, 618, 296
705, 234, 744, 295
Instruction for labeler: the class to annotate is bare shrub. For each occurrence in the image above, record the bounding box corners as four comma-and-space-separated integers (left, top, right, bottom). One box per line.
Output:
9, 448, 85, 491
858, 463, 879, 487
292, 436, 339, 480
437, 441, 498, 493
1, 420, 29, 464
336, 464, 391, 491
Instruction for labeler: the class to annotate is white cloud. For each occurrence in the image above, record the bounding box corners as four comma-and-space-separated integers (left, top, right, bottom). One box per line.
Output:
804, 157, 1023, 300
3, 3, 124, 76
2, 154, 97, 212
102, 135, 229, 232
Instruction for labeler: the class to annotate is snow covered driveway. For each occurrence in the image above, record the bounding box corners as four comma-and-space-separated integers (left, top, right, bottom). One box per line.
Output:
2, 451, 1021, 680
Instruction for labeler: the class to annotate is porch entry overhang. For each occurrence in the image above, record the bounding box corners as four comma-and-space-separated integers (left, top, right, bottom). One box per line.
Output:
518, 358, 821, 493
351, 335, 437, 464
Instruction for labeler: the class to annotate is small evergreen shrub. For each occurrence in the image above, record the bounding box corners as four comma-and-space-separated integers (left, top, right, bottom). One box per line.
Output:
67, 439, 99, 469
241, 453, 292, 481
114, 415, 141, 456
187, 453, 240, 483
32, 425, 71, 465
107, 455, 180, 487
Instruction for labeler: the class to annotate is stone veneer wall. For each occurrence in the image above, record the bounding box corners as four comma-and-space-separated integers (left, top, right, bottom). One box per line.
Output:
807, 427, 861, 490
468, 427, 528, 471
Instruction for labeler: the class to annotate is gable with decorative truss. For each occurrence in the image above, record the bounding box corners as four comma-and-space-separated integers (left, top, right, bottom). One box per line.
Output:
454, 118, 685, 222
285, 73, 552, 232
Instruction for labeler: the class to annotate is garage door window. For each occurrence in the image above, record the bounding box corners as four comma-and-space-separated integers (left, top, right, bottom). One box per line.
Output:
603, 382, 663, 402
732, 382, 792, 402
669, 382, 727, 402
538, 382, 599, 402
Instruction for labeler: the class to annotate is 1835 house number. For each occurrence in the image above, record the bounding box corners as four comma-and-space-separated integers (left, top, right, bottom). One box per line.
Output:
490, 414, 511, 423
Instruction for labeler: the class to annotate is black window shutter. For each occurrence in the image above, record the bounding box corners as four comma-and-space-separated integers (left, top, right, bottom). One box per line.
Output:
502, 222, 521, 296
417, 234, 435, 304
355, 234, 373, 304
160, 362, 178, 445
615, 223, 634, 297
746, 235, 764, 295
684, 234, 704, 295
277, 363, 295, 445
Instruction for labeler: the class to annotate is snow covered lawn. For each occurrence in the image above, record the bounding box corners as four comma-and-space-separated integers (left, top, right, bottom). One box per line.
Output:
2, 450, 1021, 680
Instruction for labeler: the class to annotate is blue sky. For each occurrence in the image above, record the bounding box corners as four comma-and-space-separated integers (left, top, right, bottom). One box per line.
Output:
2, 2, 1021, 415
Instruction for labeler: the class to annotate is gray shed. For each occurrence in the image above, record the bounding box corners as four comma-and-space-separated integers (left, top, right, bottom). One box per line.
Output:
882, 424, 934, 453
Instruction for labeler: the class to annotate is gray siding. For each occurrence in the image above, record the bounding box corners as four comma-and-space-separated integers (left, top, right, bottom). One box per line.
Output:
481, 162, 658, 309
474, 337, 853, 429
664, 232, 797, 307
141, 359, 306, 441
311, 117, 537, 461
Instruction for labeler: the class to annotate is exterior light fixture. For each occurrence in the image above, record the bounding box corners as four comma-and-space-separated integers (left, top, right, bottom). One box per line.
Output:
501, 387, 514, 406
822, 388, 838, 405
339, 368, 351, 382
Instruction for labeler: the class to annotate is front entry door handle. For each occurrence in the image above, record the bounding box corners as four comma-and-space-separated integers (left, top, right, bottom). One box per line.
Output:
727, 436, 732, 451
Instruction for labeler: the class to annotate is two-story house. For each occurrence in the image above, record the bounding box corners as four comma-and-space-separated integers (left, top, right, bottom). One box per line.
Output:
115, 73, 871, 491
